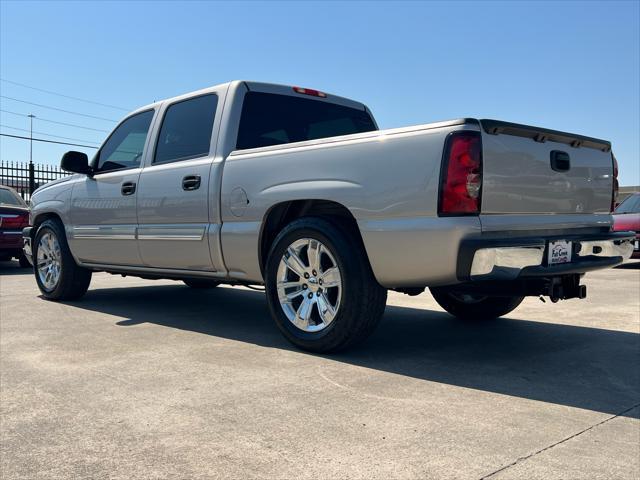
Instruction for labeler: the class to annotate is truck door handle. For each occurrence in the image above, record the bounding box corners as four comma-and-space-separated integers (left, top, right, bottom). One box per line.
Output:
121, 181, 136, 196
182, 175, 201, 191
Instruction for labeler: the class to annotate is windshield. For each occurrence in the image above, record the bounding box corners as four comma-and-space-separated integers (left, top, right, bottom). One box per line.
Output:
615, 194, 640, 214
236, 92, 377, 150
0, 188, 27, 207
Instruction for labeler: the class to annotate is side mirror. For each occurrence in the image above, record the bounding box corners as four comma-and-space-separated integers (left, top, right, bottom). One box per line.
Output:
61, 151, 92, 175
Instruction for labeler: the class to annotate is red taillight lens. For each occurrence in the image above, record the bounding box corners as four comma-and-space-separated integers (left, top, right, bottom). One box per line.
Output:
439, 131, 482, 215
611, 154, 619, 212
0, 212, 29, 229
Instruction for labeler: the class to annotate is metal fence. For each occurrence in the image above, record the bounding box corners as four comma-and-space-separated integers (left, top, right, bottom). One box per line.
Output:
0, 161, 70, 201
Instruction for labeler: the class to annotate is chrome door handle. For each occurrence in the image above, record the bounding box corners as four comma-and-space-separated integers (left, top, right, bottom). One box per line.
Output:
182, 175, 201, 191
121, 182, 136, 196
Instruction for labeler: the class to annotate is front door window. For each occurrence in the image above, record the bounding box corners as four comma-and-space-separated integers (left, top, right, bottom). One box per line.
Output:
94, 110, 154, 173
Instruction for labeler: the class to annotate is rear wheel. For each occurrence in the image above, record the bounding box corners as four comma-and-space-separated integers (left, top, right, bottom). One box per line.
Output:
183, 279, 220, 289
430, 287, 523, 320
265, 217, 387, 353
34, 219, 92, 300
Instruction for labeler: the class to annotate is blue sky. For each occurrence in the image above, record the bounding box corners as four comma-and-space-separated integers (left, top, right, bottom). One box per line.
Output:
1, 1, 638, 185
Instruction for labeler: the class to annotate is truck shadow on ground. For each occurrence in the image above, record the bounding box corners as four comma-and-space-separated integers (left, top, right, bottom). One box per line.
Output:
70, 284, 639, 418
0, 261, 32, 275
615, 260, 640, 270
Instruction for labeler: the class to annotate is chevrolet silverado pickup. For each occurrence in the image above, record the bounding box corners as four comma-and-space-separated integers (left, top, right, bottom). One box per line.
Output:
23, 81, 634, 352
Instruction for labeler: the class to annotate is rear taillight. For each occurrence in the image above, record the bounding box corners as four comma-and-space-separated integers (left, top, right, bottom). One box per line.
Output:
0, 212, 29, 229
611, 154, 619, 212
439, 131, 482, 215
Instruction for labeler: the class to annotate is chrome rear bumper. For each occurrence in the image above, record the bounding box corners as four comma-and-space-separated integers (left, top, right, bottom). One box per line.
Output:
470, 246, 544, 279
460, 232, 635, 281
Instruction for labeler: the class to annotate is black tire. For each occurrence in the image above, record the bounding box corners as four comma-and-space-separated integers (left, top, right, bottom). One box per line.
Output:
33, 219, 92, 300
183, 279, 220, 289
18, 254, 32, 268
265, 217, 387, 353
430, 287, 524, 320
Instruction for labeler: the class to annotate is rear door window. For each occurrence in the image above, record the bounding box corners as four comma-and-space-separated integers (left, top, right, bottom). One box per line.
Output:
236, 92, 376, 150
154, 94, 218, 164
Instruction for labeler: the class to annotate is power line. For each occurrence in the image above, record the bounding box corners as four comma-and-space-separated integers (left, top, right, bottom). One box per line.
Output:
0, 124, 101, 145
0, 95, 118, 122
0, 109, 110, 133
0, 133, 98, 149
0, 78, 130, 111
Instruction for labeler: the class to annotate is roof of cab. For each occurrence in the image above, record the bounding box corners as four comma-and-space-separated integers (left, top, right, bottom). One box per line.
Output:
127, 80, 367, 117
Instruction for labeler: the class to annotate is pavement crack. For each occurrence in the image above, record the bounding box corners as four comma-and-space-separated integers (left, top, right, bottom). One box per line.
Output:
479, 402, 640, 480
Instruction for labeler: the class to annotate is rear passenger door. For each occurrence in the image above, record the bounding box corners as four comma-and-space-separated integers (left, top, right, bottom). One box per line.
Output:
136, 93, 221, 271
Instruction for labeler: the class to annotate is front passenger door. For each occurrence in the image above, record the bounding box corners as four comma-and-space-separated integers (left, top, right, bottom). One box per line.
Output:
68, 110, 155, 266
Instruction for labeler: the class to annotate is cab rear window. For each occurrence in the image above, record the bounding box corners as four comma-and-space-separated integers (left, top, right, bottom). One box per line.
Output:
236, 92, 376, 150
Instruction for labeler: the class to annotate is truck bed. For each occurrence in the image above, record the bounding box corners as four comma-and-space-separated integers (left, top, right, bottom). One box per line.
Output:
221, 117, 617, 287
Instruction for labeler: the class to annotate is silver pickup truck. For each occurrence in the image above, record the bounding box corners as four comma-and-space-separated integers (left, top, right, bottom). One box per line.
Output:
23, 81, 634, 352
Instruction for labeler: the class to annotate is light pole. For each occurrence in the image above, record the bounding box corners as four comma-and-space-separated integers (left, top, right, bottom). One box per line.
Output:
28, 114, 35, 164
28, 114, 35, 195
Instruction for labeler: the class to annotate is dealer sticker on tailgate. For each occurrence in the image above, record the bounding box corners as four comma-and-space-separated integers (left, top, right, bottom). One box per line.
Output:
548, 240, 572, 265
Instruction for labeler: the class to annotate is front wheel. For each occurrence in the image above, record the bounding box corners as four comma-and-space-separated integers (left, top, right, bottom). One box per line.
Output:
265, 217, 387, 353
430, 287, 524, 320
33, 219, 92, 300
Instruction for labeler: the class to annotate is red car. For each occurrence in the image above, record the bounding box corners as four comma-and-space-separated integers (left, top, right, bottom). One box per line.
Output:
0, 185, 31, 267
613, 192, 640, 259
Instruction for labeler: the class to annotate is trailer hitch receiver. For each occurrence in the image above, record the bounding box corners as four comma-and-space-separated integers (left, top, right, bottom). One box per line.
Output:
548, 275, 586, 303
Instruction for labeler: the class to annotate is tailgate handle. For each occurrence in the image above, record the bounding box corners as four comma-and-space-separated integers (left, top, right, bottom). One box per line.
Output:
550, 150, 571, 172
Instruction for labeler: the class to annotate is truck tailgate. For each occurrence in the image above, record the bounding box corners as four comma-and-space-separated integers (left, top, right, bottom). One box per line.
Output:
479, 120, 613, 215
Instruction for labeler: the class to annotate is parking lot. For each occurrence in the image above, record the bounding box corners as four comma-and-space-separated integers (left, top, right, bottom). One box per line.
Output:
1, 261, 638, 479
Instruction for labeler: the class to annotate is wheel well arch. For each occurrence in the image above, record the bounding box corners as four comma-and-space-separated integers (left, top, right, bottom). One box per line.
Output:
31, 212, 63, 237
258, 199, 370, 276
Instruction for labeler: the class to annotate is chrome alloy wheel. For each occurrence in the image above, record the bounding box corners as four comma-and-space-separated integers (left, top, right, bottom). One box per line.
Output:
37, 231, 62, 291
276, 238, 343, 333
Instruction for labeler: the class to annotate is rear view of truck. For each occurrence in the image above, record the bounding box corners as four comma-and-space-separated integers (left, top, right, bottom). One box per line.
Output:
430, 119, 633, 318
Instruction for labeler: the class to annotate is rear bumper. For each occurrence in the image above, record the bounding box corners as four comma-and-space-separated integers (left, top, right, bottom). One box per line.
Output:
0, 229, 25, 257
22, 227, 33, 266
457, 231, 634, 282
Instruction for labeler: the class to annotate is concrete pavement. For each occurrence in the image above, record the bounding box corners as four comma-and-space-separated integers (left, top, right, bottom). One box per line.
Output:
1, 260, 638, 479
